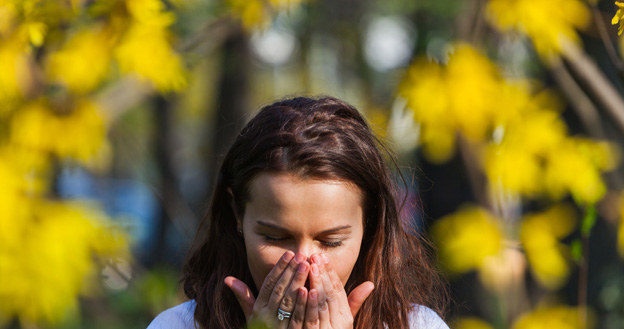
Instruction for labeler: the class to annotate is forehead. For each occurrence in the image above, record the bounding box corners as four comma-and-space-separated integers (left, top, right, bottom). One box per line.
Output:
245, 172, 364, 230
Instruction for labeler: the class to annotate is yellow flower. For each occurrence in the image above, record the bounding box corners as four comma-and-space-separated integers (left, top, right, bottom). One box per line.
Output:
486, 0, 591, 60
115, 22, 186, 92
485, 144, 542, 197
399, 59, 455, 163
521, 205, 576, 289
0, 2, 17, 37
543, 139, 608, 204
46, 28, 112, 93
0, 35, 32, 104
455, 317, 495, 329
431, 206, 503, 274
445, 44, 501, 142
513, 306, 584, 329
0, 200, 129, 325
613, 1, 624, 36
10, 100, 110, 167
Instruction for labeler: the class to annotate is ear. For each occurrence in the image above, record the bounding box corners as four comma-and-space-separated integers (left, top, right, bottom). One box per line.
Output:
227, 188, 243, 231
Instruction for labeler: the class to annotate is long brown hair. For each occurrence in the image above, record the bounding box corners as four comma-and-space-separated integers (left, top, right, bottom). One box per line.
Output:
182, 96, 447, 328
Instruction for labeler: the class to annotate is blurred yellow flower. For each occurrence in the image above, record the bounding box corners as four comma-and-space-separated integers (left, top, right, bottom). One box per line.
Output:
613, 1, 624, 35
0, 201, 129, 325
0, 2, 17, 37
512, 305, 583, 329
486, 0, 590, 59
431, 206, 503, 274
400, 45, 504, 162
543, 139, 609, 204
521, 205, 576, 289
400, 59, 454, 162
115, 8, 187, 92
485, 144, 542, 196
0, 35, 32, 104
446, 44, 501, 142
10, 100, 110, 166
46, 28, 112, 93
455, 317, 495, 329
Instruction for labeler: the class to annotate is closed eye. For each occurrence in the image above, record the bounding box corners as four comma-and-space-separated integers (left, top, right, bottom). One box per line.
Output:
262, 234, 287, 242
261, 235, 343, 248
321, 240, 343, 248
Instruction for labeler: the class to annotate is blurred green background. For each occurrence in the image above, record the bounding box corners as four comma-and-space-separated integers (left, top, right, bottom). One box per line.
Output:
2, 0, 624, 328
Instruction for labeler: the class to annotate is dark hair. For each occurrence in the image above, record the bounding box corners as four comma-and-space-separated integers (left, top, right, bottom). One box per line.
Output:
182, 96, 447, 328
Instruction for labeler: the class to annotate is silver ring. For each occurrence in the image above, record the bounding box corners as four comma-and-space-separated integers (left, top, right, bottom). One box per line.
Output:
277, 308, 292, 321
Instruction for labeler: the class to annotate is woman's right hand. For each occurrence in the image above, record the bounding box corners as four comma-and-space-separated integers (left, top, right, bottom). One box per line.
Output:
225, 251, 310, 328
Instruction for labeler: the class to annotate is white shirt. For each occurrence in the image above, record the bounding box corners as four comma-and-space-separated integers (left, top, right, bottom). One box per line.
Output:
146, 300, 450, 329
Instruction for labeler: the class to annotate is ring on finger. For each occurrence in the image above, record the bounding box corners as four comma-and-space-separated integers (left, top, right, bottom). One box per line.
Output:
277, 308, 292, 321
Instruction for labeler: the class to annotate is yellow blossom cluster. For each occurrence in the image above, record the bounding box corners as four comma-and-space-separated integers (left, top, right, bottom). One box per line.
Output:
0, 200, 128, 325
227, 0, 307, 30
399, 45, 502, 163
486, 0, 590, 60
430, 206, 503, 274
454, 317, 495, 329
512, 305, 585, 329
400, 43, 616, 205
10, 100, 110, 167
114, 0, 187, 92
0, 145, 129, 325
0, 0, 150, 325
0, 0, 187, 96
520, 205, 577, 290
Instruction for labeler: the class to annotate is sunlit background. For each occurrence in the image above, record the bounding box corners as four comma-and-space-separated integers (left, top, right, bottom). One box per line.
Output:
2, 0, 624, 328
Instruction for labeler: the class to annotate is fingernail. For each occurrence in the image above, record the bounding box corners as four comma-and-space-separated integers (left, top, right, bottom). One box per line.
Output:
311, 263, 319, 276
294, 253, 306, 264
298, 287, 306, 298
283, 251, 294, 262
309, 289, 318, 299
298, 262, 308, 273
312, 254, 322, 264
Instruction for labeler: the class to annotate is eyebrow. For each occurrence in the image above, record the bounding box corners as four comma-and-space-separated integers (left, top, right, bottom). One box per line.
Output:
256, 220, 352, 235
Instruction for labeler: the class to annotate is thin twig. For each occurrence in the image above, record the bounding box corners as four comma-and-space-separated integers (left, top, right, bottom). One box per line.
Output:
549, 57, 606, 139
562, 41, 624, 136
590, 7, 624, 75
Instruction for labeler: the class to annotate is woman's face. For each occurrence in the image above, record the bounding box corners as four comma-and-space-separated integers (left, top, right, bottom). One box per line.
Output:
240, 172, 365, 291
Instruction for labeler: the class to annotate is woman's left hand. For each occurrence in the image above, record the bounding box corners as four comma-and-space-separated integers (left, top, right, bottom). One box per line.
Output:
300, 254, 374, 329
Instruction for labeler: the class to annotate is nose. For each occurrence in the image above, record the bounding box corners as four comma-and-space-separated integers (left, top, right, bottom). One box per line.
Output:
292, 239, 321, 262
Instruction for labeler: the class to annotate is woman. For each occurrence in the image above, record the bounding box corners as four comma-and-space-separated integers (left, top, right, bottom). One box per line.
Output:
147, 96, 449, 328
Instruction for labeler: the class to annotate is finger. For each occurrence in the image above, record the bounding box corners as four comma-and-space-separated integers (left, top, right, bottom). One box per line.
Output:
279, 260, 309, 314
257, 251, 295, 306
314, 263, 331, 328
324, 259, 349, 305
288, 287, 307, 329
269, 253, 307, 310
224, 276, 255, 319
304, 289, 319, 329
347, 281, 375, 317
319, 260, 349, 325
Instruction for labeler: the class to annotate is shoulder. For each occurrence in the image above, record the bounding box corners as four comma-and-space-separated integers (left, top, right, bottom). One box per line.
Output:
408, 305, 450, 329
146, 300, 197, 329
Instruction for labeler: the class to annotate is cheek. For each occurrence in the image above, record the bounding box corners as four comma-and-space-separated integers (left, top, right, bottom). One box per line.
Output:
327, 242, 362, 285
245, 241, 285, 289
